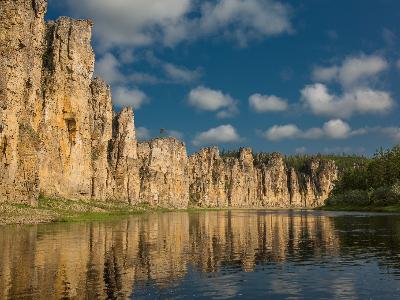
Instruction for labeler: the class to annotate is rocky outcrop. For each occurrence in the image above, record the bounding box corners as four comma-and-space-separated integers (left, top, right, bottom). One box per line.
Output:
0, 0, 47, 205
38, 17, 95, 200
188, 147, 228, 207
108, 108, 140, 204
89, 78, 113, 200
0, 0, 338, 208
189, 148, 338, 208
138, 138, 189, 208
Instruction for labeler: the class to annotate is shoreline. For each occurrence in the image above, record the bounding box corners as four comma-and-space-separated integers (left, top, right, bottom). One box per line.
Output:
2, 198, 400, 226
316, 205, 400, 213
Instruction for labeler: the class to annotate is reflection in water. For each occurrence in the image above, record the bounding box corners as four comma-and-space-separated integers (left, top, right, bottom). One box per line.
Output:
1, 210, 400, 299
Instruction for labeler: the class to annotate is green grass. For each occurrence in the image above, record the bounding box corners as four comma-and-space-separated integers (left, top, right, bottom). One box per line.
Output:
1, 197, 177, 225
0, 197, 249, 225
37, 196, 149, 222
317, 204, 400, 213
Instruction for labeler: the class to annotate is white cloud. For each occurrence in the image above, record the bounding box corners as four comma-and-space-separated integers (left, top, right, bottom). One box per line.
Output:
301, 83, 394, 118
339, 55, 387, 87
136, 127, 151, 140
322, 119, 351, 139
249, 93, 288, 112
129, 73, 160, 85
65, 0, 292, 51
312, 54, 388, 88
163, 63, 201, 83
188, 86, 238, 118
113, 86, 148, 109
265, 124, 300, 141
312, 66, 338, 82
197, 0, 292, 47
192, 124, 241, 146
66, 0, 191, 50
95, 53, 124, 84
301, 127, 324, 139
96, 52, 160, 86
263, 119, 365, 141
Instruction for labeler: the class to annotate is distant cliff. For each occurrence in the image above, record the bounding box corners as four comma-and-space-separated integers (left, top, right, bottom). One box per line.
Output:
0, 0, 338, 208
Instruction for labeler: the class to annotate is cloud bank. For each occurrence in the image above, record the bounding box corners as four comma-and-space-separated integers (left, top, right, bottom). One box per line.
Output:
263, 119, 366, 141
192, 124, 241, 146
301, 83, 393, 118
312, 54, 388, 88
65, 0, 292, 51
249, 93, 288, 112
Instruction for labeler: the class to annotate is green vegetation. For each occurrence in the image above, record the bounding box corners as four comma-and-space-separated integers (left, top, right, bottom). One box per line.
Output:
0, 196, 231, 225
284, 153, 370, 174
221, 148, 369, 174
0, 196, 174, 225
322, 145, 400, 212
37, 196, 150, 222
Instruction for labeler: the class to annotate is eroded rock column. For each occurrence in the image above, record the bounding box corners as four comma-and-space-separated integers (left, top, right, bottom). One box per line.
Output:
138, 138, 189, 208
108, 108, 140, 204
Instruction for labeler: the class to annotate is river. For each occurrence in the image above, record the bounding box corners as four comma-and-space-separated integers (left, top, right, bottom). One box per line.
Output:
1, 210, 400, 299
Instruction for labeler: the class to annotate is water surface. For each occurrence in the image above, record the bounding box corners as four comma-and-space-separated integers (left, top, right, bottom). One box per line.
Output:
1, 210, 400, 299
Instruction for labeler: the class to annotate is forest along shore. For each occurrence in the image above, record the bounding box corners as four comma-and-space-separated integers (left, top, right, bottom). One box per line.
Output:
321, 145, 400, 212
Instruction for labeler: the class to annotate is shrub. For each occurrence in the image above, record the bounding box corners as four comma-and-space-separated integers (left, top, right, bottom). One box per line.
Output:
371, 184, 400, 206
325, 189, 370, 206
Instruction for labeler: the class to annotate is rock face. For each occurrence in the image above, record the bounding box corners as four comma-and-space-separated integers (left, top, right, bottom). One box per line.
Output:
89, 78, 113, 200
138, 138, 189, 208
108, 108, 140, 204
189, 148, 338, 208
39, 17, 95, 200
0, 0, 338, 208
0, 0, 47, 205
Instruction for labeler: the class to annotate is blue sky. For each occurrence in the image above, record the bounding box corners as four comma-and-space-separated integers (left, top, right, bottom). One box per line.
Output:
47, 0, 400, 155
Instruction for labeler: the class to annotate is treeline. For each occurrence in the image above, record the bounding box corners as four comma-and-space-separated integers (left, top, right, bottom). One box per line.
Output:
284, 153, 369, 174
220, 148, 369, 174
326, 145, 400, 207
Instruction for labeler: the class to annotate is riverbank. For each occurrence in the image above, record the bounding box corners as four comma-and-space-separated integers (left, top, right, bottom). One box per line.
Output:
0, 197, 167, 225
317, 205, 400, 213
3, 198, 400, 226
0, 197, 236, 225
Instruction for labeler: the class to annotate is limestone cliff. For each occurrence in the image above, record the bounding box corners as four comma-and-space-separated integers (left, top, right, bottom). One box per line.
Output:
89, 78, 113, 200
0, 0, 338, 208
39, 17, 95, 200
138, 138, 189, 208
189, 148, 338, 208
0, 0, 47, 205
108, 108, 140, 203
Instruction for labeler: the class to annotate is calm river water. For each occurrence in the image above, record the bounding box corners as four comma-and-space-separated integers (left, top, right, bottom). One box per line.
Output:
1, 210, 400, 299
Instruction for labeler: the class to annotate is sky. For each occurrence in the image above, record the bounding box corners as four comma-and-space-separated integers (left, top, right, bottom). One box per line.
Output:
47, 0, 400, 155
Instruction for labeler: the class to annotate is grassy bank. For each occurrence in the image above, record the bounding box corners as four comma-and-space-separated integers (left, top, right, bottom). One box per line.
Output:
317, 205, 400, 213
0, 197, 237, 225
0, 197, 172, 225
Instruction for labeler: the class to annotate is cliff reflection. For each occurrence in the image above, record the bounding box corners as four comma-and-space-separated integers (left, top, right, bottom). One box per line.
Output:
1, 210, 398, 299
0, 211, 400, 299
